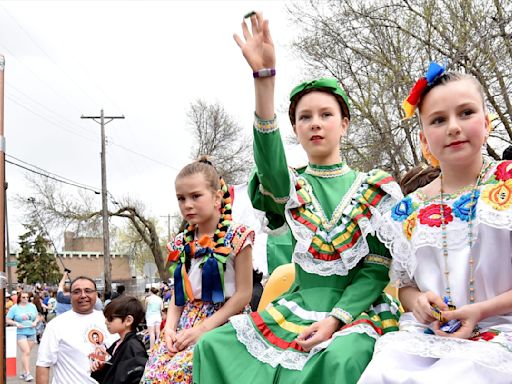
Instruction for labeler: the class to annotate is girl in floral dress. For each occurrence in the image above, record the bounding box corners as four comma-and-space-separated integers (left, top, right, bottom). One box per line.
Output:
193, 13, 402, 384
140, 158, 254, 383
359, 63, 512, 383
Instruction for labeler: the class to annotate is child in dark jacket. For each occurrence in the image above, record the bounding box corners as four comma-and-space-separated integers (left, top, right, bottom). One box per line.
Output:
91, 295, 148, 384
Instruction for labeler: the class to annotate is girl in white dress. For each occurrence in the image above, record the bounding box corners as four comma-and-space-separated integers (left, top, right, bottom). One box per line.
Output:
359, 62, 512, 383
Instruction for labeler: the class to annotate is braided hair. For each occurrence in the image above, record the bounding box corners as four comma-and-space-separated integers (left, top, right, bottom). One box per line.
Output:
176, 156, 233, 271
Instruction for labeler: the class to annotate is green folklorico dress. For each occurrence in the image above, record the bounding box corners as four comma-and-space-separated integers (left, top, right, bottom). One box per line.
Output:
193, 115, 403, 384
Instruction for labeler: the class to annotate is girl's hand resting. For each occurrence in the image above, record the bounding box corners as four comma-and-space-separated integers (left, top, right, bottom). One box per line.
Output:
435, 304, 482, 339
295, 316, 340, 352
174, 324, 207, 352
164, 328, 179, 355
411, 291, 448, 324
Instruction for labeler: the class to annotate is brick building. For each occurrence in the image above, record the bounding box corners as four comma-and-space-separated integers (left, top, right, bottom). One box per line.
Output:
8, 232, 135, 287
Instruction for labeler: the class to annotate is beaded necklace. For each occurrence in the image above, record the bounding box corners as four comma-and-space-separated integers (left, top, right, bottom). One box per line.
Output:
439, 163, 484, 305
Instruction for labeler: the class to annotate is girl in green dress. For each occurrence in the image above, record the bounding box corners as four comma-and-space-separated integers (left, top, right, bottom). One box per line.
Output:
193, 12, 402, 384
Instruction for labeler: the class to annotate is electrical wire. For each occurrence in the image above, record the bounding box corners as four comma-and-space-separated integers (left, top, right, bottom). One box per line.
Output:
6, 156, 101, 194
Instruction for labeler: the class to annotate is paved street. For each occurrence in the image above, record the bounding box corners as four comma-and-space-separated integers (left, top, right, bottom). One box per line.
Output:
7, 342, 52, 384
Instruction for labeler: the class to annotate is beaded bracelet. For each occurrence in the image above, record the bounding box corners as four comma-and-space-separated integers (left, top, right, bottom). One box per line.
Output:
253, 68, 276, 78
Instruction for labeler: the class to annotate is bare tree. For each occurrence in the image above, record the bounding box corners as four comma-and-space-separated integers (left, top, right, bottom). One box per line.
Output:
18, 176, 170, 280
288, 0, 512, 176
188, 99, 253, 184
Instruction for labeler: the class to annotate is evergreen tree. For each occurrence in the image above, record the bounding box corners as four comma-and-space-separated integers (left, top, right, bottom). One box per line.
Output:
17, 224, 61, 284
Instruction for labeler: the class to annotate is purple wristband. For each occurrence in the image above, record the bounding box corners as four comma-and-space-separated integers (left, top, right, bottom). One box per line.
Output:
253, 68, 276, 78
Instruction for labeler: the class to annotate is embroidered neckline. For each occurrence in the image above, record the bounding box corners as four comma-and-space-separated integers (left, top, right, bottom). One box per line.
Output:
305, 173, 365, 232
415, 160, 494, 203
305, 163, 351, 178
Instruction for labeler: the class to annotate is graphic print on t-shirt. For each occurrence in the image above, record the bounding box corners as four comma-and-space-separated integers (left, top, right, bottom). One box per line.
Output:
86, 328, 107, 363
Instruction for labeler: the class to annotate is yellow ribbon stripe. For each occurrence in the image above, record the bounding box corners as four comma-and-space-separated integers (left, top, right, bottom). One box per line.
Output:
266, 306, 309, 334
381, 319, 399, 329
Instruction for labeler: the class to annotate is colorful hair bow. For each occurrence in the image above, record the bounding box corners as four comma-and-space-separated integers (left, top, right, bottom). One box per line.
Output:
402, 62, 445, 119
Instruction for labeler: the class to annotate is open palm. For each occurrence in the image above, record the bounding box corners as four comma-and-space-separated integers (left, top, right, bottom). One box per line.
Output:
233, 12, 275, 71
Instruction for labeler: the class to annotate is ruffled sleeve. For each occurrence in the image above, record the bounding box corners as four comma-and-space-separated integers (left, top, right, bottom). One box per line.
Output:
228, 223, 256, 256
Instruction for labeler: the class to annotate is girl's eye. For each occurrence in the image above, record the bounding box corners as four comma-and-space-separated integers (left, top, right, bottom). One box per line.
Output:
461, 109, 474, 117
323, 112, 333, 118
177, 196, 184, 201
298, 114, 310, 121
192, 194, 201, 199
431, 116, 445, 125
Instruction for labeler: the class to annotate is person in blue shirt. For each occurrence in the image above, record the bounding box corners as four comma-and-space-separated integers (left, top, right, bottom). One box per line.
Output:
7, 291, 39, 381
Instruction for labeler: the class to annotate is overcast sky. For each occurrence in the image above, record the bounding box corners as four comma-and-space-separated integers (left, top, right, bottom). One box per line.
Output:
0, 0, 310, 250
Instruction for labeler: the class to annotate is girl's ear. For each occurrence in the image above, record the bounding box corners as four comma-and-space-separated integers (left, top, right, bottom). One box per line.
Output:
485, 113, 491, 134
214, 189, 223, 209
340, 117, 349, 137
419, 130, 428, 148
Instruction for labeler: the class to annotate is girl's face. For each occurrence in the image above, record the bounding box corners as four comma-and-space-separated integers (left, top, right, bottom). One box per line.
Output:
293, 91, 349, 165
175, 173, 222, 227
419, 79, 488, 168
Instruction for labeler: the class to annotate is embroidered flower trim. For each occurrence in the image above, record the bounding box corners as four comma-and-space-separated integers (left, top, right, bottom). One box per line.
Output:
377, 161, 512, 288
481, 180, 512, 211
418, 203, 452, 227
452, 191, 480, 221
254, 113, 278, 133
494, 161, 512, 181
391, 196, 416, 222
402, 211, 418, 240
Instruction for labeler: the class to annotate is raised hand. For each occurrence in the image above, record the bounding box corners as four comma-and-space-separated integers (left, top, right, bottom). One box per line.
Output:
233, 12, 275, 71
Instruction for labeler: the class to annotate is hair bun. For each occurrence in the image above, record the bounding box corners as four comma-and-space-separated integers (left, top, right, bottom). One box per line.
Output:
197, 155, 214, 167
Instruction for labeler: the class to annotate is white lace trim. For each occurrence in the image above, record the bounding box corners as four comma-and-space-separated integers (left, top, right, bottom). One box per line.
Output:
374, 331, 512, 374
230, 314, 379, 370
377, 183, 512, 286
286, 179, 400, 277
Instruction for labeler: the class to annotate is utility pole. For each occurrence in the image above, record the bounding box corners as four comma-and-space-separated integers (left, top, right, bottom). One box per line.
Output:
0, 53, 6, 384
160, 214, 171, 241
81, 109, 124, 298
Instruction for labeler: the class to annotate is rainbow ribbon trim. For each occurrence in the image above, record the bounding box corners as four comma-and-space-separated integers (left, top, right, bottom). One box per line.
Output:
402, 62, 445, 119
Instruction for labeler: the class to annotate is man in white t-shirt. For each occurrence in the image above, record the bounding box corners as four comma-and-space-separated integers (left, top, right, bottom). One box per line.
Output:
36, 276, 117, 384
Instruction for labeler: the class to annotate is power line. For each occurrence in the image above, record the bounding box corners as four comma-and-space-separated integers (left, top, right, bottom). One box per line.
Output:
5, 155, 101, 194
7, 95, 98, 143
7, 84, 94, 137
107, 140, 179, 170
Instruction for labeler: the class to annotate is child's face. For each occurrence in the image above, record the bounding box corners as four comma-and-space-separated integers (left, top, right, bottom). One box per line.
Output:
419, 79, 488, 168
293, 91, 348, 165
105, 316, 128, 335
175, 173, 221, 226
